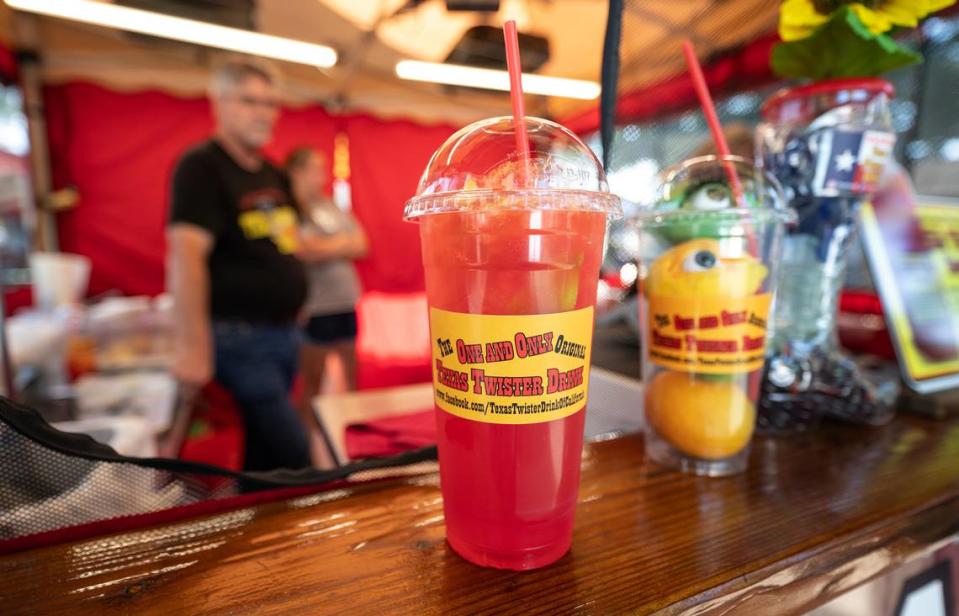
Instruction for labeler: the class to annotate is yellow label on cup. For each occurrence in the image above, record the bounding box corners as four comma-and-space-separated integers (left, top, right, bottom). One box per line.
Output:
647, 293, 772, 374
429, 306, 594, 424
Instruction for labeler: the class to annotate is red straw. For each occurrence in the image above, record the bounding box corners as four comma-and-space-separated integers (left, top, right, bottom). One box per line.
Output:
682, 40, 759, 255
681, 40, 745, 206
503, 20, 530, 174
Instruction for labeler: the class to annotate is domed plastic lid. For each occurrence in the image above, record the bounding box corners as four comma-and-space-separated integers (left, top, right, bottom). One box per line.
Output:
403, 116, 622, 220
635, 156, 796, 229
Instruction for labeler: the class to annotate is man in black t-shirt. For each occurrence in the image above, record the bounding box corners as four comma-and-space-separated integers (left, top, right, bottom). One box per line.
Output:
167, 59, 310, 472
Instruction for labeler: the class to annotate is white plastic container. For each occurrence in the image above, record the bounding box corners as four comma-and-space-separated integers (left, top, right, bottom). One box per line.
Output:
29, 252, 90, 310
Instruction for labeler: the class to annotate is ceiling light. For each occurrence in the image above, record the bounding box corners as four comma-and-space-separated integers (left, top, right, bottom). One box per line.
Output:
395, 60, 600, 100
5, 0, 337, 68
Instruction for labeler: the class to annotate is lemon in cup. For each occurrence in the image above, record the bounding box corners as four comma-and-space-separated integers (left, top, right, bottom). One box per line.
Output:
645, 370, 755, 460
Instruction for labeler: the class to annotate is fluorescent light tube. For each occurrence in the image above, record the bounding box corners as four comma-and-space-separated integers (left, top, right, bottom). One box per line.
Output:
5, 0, 337, 68
395, 60, 600, 100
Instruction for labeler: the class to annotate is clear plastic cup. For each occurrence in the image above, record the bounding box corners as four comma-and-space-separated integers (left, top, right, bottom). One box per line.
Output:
634, 156, 793, 476
404, 116, 621, 570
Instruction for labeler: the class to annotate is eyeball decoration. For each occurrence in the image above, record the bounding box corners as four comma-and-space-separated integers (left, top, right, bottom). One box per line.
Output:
683, 248, 718, 272
660, 179, 757, 243
682, 182, 732, 211
646, 238, 767, 298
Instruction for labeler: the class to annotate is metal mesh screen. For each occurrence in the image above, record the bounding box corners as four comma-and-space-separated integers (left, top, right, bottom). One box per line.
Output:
891, 16, 959, 196
0, 416, 223, 540
589, 88, 775, 211
0, 396, 437, 547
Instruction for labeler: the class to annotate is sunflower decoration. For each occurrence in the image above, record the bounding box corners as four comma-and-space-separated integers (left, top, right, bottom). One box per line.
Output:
773, 0, 957, 79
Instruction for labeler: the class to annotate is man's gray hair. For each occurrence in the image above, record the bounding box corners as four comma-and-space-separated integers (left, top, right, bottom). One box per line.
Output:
209, 57, 278, 99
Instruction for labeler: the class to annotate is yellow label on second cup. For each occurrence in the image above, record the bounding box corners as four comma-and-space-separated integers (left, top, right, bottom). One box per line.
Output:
429, 306, 594, 424
647, 293, 772, 374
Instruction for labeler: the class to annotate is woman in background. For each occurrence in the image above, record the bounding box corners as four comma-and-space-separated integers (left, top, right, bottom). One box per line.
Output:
287, 146, 367, 407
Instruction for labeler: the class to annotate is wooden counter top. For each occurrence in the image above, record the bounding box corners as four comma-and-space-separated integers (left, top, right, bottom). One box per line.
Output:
3, 414, 959, 615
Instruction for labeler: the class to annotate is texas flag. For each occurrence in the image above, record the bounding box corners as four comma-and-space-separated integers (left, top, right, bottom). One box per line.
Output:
812, 128, 895, 197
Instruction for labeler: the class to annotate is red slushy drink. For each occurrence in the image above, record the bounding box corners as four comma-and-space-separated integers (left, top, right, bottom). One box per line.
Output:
405, 117, 621, 570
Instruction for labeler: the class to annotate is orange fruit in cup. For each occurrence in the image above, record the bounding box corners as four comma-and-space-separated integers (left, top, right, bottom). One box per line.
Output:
644, 370, 755, 460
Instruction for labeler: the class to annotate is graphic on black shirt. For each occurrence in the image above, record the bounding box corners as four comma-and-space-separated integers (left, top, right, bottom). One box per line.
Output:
169, 140, 307, 324
236, 187, 299, 254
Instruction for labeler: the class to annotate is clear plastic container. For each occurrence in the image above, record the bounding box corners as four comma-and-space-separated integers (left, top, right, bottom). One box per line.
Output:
404, 116, 621, 570
757, 79, 899, 432
634, 156, 793, 476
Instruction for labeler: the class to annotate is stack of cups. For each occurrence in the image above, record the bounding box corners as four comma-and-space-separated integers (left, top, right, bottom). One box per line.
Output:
634, 156, 794, 476
404, 116, 621, 570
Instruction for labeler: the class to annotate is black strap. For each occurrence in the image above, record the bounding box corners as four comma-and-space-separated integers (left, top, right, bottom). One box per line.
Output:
0, 396, 437, 489
600, 0, 625, 171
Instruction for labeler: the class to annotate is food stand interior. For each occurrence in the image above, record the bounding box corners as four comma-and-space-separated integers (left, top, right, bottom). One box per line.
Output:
1, 0, 959, 613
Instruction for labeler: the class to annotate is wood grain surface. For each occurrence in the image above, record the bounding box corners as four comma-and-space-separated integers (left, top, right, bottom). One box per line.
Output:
3, 414, 959, 615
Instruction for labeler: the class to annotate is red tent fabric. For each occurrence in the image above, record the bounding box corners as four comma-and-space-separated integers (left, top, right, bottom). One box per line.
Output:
344, 116, 456, 386
46, 83, 211, 296
0, 40, 17, 84
344, 114, 457, 293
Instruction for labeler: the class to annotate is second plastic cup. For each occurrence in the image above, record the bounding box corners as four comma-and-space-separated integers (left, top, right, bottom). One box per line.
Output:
404, 117, 621, 570
635, 156, 793, 476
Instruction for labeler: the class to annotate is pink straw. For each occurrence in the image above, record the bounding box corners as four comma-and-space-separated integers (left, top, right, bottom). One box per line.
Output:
503, 20, 530, 180
681, 40, 745, 206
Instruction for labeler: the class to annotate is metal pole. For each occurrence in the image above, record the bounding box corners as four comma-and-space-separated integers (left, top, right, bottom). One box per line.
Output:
16, 14, 57, 251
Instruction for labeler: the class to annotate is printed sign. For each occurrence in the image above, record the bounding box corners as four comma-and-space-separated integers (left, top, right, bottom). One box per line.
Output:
429, 306, 593, 424
860, 199, 959, 393
646, 294, 772, 374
